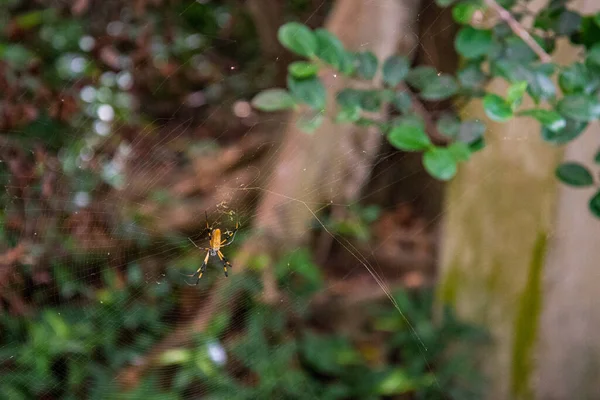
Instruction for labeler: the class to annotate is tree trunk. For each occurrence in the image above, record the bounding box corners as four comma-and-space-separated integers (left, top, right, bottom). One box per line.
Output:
437, 1, 600, 399
252, 0, 422, 247
535, 0, 600, 397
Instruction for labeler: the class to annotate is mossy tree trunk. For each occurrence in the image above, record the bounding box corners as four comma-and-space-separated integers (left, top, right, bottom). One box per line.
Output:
437, 1, 600, 399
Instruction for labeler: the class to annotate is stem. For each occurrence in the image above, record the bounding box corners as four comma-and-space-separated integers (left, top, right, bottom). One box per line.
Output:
484, 0, 552, 63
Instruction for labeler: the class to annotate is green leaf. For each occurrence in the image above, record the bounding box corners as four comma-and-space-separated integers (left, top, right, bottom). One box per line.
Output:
587, 43, 600, 66
541, 118, 587, 145
556, 162, 594, 187
483, 94, 513, 122
452, 3, 477, 24
458, 120, 486, 144
437, 113, 461, 138
556, 10, 582, 35
297, 111, 325, 133
559, 63, 599, 94
520, 109, 566, 131
314, 29, 352, 73
420, 75, 459, 101
458, 63, 487, 90
423, 148, 458, 181
595, 149, 600, 164
288, 75, 326, 110
393, 91, 412, 113
336, 88, 363, 109
359, 90, 382, 112
355, 51, 378, 80
455, 26, 493, 59
335, 106, 361, 123
590, 189, 600, 218
277, 22, 318, 57
448, 142, 471, 162
288, 61, 319, 78
378, 368, 419, 395
388, 116, 431, 151
406, 66, 438, 90
506, 81, 528, 109
557, 95, 600, 122
382, 55, 410, 87
251, 89, 296, 111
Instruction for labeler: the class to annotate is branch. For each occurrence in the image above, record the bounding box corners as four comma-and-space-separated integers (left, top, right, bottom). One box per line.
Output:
484, 0, 552, 63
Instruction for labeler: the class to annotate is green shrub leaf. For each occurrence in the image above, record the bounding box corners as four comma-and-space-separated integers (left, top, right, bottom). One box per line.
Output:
555, 162, 594, 187
557, 95, 600, 122
455, 26, 493, 59
506, 81, 528, 109
590, 189, 600, 218
423, 148, 458, 181
251, 89, 296, 111
288, 61, 319, 78
420, 75, 459, 101
388, 116, 431, 151
278, 22, 317, 57
382, 55, 410, 87
520, 109, 566, 131
541, 118, 587, 145
288, 75, 326, 110
355, 51, 378, 80
483, 94, 513, 122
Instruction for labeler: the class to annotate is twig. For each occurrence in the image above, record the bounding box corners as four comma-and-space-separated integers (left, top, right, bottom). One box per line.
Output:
484, 0, 552, 63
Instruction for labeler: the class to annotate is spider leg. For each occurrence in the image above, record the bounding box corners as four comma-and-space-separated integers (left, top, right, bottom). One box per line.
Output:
217, 250, 232, 277
185, 251, 210, 285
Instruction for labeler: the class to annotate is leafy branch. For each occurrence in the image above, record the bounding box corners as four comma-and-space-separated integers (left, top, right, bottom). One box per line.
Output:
250, 1, 600, 218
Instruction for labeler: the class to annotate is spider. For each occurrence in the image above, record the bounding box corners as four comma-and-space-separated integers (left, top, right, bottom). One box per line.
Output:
186, 211, 239, 284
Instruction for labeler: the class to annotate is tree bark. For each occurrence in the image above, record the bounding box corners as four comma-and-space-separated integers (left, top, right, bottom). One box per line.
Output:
252, 0, 422, 249
437, 1, 600, 399
535, 1, 600, 398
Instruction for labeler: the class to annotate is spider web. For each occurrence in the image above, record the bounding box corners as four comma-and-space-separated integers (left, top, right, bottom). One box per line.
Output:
0, 1, 484, 398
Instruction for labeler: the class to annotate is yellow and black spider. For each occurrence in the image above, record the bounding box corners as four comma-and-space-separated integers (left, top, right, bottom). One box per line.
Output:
186, 211, 239, 284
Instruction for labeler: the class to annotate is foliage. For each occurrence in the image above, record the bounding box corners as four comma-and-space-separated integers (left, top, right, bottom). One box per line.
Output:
251, 2, 600, 218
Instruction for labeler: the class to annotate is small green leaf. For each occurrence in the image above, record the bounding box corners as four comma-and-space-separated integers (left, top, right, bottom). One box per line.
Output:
382, 55, 410, 87
557, 95, 600, 122
558, 63, 598, 94
420, 75, 459, 101
388, 116, 431, 151
251, 89, 296, 111
556, 10, 582, 35
314, 29, 352, 73
359, 90, 382, 112
437, 113, 461, 138
452, 3, 477, 24
355, 51, 378, 80
335, 106, 361, 123
587, 43, 600, 66
336, 88, 363, 109
297, 111, 325, 133
506, 81, 528, 109
277, 22, 318, 58
448, 142, 471, 162
458, 63, 487, 90
555, 162, 594, 187
590, 189, 600, 218
541, 118, 587, 145
423, 148, 458, 181
288, 75, 326, 110
393, 91, 412, 113
455, 26, 493, 59
406, 66, 438, 90
483, 94, 513, 122
378, 368, 418, 395
458, 120, 486, 144
288, 62, 319, 78
520, 109, 566, 131
595, 149, 600, 164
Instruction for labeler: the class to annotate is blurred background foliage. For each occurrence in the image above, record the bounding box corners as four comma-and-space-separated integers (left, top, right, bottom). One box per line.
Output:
0, 0, 486, 398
